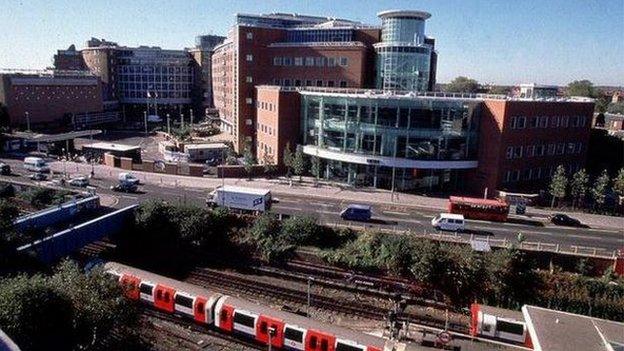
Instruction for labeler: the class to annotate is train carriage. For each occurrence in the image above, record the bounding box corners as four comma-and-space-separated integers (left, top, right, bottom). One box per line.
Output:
104, 262, 396, 351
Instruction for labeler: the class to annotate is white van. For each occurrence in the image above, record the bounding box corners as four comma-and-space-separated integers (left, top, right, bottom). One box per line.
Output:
431, 213, 465, 232
23, 157, 49, 172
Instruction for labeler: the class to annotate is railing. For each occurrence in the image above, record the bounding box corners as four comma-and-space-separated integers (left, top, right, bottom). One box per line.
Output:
322, 221, 618, 259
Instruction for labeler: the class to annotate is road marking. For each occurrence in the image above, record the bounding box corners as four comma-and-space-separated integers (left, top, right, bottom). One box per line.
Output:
121, 195, 138, 200
382, 210, 409, 216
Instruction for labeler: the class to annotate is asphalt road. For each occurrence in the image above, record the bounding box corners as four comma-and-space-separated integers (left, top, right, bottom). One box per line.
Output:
2, 158, 622, 255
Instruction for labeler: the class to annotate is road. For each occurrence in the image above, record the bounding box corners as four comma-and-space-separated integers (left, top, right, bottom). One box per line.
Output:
1, 157, 622, 255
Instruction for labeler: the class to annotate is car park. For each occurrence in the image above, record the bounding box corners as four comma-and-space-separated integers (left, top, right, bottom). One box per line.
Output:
68, 176, 89, 187
550, 213, 582, 227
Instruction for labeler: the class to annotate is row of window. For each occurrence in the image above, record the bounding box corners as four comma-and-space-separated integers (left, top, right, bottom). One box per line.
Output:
258, 123, 275, 136
119, 83, 190, 91
509, 115, 588, 129
271, 78, 347, 88
121, 91, 189, 99
273, 56, 349, 68
505, 142, 583, 159
118, 74, 192, 83
504, 163, 582, 183
119, 66, 191, 74
258, 141, 274, 157
258, 101, 275, 112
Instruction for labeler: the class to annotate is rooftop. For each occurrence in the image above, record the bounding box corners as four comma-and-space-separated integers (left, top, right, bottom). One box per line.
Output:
217, 185, 271, 195
377, 10, 432, 20
82, 142, 140, 152
523, 305, 624, 351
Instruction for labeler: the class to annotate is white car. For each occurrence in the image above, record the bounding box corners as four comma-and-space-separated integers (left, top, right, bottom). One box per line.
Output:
431, 213, 465, 232
118, 172, 140, 185
68, 176, 89, 187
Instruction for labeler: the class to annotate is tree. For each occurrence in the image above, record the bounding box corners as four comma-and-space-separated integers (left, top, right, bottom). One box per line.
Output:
607, 102, 624, 115
310, 156, 321, 185
549, 165, 568, 208
283, 143, 294, 179
570, 169, 589, 208
591, 170, 610, 210
292, 145, 306, 182
566, 80, 597, 98
261, 151, 277, 177
488, 86, 510, 95
445, 76, 480, 93
613, 168, 624, 198
242, 142, 255, 180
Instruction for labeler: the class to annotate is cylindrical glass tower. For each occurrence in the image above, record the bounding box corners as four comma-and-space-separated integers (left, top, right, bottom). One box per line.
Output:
374, 10, 433, 92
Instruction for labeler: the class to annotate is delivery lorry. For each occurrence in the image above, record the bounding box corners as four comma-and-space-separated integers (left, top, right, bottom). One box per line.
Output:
206, 186, 272, 212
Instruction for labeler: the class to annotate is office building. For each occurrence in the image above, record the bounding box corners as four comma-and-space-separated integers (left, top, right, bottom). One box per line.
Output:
189, 35, 226, 114
0, 69, 104, 129
214, 11, 437, 153
256, 85, 594, 194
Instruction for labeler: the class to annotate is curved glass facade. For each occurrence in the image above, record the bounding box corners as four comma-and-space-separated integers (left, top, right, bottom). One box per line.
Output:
301, 92, 482, 190
375, 12, 432, 92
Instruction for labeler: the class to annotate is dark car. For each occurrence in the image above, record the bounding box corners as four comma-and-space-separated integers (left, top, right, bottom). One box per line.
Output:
29, 172, 47, 181
0, 162, 11, 175
550, 213, 582, 227
340, 204, 372, 222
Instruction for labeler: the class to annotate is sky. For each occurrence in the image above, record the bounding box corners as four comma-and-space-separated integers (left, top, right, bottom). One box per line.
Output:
0, 0, 622, 86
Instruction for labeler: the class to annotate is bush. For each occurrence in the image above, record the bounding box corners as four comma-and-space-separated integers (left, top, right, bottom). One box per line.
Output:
0, 183, 15, 198
18, 187, 70, 209
280, 216, 322, 245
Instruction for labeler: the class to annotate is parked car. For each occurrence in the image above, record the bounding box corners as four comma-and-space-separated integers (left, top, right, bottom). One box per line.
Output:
68, 176, 89, 187
340, 204, 372, 222
431, 213, 466, 231
111, 182, 138, 193
550, 213, 582, 227
0, 162, 11, 175
118, 172, 140, 185
29, 172, 47, 181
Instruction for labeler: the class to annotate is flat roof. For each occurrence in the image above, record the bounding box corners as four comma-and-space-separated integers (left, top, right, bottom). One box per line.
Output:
12, 130, 102, 143
377, 10, 432, 20
523, 305, 624, 351
217, 185, 271, 195
82, 142, 140, 152
184, 143, 228, 150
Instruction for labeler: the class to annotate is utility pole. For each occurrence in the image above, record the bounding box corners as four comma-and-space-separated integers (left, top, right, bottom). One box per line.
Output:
190, 109, 194, 130
167, 113, 171, 135
181, 113, 185, 129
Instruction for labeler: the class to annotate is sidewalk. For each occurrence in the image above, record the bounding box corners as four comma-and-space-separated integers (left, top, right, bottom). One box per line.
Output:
55, 161, 624, 231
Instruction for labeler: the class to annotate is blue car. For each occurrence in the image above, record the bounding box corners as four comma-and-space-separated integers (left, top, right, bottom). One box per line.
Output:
340, 204, 372, 221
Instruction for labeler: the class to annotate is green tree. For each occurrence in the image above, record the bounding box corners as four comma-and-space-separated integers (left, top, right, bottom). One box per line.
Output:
445, 76, 480, 93
488, 85, 510, 95
549, 165, 568, 208
591, 170, 610, 210
292, 145, 306, 182
607, 102, 624, 115
280, 215, 322, 246
570, 169, 589, 208
245, 214, 293, 262
0, 199, 19, 234
261, 151, 277, 177
310, 156, 321, 181
0, 183, 15, 198
242, 142, 255, 180
566, 80, 597, 97
283, 143, 294, 179
613, 168, 624, 198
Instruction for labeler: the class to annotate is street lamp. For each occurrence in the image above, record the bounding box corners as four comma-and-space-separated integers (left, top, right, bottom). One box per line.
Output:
25, 111, 30, 132
143, 111, 148, 136
166, 113, 171, 135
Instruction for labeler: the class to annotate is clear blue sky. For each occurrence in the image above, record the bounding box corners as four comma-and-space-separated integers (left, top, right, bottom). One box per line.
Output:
1, 0, 622, 86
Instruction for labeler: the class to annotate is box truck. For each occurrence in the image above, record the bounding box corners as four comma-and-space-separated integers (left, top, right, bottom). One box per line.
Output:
207, 186, 272, 212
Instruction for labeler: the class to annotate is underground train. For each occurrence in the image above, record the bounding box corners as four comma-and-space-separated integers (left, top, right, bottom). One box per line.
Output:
469, 303, 533, 347
105, 262, 401, 351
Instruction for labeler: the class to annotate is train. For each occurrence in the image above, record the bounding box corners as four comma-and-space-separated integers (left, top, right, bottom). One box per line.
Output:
104, 262, 401, 351
469, 303, 532, 347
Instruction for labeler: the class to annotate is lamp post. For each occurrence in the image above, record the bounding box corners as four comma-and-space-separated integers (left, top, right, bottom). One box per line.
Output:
181, 113, 185, 129
143, 111, 148, 136
25, 111, 30, 132
167, 113, 171, 135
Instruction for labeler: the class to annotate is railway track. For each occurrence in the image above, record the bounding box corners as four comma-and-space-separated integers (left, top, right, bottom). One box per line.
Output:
185, 267, 469, 333
142, 307, 265, 350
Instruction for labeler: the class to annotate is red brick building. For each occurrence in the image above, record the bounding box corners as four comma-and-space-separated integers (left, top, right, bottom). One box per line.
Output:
0, 70, 103, 129
469, 99, 595, 195
256, 86, 301, 165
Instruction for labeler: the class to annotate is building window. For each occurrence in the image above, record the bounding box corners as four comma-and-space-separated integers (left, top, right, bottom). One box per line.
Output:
514, 146, 523, 158
530, 116, 539, 128
556, 143, 565, 155
327, 80, 335, 87
567, 142, 575, 154
547, 144, 556, 156
306, 80, 313, 86
315, 57, 324, 67
511, 116, 526, 129
527, 145, 535, 157
305, 57, 314, 66
536, 144, 545, 156
283, 57, 292, 66
246, 32, 253, 40
316, 80, 323, 87
246, 98, 253, 104
340, 81, 347, 88
551, 116, 560, 127
523, 169, 532, 181
245, 119, 252, 126
580, 116, 587, 127
571, 116, 580, 127
327, 57, 336, 67
294, 57, 303, 66
576, 142, 583, 154
246, 76, 253, 83
539, 116, 549, 128
339, 57, 348, 66
273, 78, 280, 85
561, 116, 569, 127
246, 54, 253, 62
295, 79, 301, 86
273, 57, 282, 66
506, 147, 514, 159
283, 79, 291, 86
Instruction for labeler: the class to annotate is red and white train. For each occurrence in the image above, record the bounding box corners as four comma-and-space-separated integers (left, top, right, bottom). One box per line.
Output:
469, 303, 533, 347
105, 262, 400, 351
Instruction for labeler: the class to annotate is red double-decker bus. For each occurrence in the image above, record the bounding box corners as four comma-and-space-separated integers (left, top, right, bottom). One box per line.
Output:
448, 196, 510, 222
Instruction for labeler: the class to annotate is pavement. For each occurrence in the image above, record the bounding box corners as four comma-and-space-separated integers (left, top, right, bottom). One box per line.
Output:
1, 157, 623, 255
